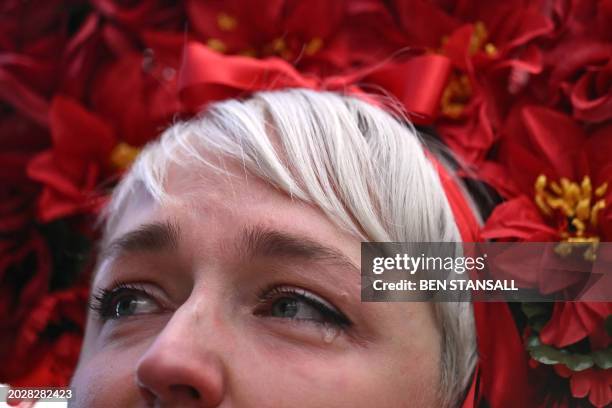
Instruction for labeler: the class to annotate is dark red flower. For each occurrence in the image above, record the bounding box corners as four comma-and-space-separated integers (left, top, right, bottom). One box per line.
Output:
90, 0, 185, 32
540, 303, 612, 348
0, 287, 88, 387
0, 106, 53, 368
186, 0, 404, 75
554, 364, 612, 408
187, 0, 344, 67
90, 31, 184, 147
27, 96, 116, 222
392, 1, 553, 164
0, 0, 71, 100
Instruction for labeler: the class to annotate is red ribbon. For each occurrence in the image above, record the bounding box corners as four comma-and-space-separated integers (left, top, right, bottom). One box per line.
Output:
434, 155, 534, 408
178, 41, 452, 125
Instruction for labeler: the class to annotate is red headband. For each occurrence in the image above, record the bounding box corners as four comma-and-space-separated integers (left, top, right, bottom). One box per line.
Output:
434, 156, 534, 408
178, 42, 533, 408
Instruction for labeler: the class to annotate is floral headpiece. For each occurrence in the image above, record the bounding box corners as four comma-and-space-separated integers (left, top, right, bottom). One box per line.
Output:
1, 1, 610, 406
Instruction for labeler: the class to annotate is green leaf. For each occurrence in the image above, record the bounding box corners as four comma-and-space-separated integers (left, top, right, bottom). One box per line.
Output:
529, 345, 566, 365
526, 335, 541, 349
592, 349, 612, 369
530, 317, 548, 332
522, 303, 548, 319
563, 353, 594, 371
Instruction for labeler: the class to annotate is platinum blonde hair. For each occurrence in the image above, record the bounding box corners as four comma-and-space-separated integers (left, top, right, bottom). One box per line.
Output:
101, 88, 477, 407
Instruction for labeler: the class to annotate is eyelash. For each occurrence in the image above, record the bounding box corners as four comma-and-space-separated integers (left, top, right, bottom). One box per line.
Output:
89, 282, 352, 329
89, 282, 160, 321
254, 285, 352, 328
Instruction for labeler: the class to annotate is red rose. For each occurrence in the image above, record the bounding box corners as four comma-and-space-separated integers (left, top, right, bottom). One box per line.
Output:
548, 40, 612, 123
541, 0, 612, 123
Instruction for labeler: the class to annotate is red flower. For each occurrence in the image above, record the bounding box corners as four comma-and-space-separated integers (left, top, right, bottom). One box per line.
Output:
90, 31, 184, 147
0, 106, 53, 367
543, 0, 612, 123
90, 0, 185, 32
555, 364, 612, 408
186, 0, 404, 75
0, 287, 88, 387
27, 96, 116, 222
0, 0, 69, 101
393, 0, 553, 164
481, 106, 612, 243
540, 303, 612, 348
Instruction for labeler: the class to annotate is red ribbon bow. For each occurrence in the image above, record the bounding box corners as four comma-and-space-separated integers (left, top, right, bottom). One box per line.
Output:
178, 41, 452, 125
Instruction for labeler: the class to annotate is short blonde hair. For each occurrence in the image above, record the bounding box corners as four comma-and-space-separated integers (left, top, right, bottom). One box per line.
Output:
101, 88, 477, 407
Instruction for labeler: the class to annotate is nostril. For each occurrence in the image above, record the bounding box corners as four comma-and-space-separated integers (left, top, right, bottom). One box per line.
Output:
137, 383, 157, 406
169, 384, 201, 400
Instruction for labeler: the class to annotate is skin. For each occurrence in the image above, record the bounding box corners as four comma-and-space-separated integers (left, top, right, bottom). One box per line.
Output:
70, 158, 443, 407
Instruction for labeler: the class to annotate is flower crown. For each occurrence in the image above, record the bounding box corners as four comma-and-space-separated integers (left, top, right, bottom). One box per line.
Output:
1, 1, 610, 407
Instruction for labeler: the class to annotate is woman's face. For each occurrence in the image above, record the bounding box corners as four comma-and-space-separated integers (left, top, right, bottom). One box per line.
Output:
70, 160, 442, 407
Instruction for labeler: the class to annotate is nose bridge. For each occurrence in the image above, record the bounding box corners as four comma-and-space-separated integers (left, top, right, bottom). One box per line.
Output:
135, 288, 228, 406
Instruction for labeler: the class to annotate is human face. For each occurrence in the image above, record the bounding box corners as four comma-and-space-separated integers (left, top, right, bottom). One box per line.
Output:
70, 159, 442, 407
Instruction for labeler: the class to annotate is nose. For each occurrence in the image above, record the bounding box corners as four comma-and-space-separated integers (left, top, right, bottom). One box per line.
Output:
135, 305, 226, 407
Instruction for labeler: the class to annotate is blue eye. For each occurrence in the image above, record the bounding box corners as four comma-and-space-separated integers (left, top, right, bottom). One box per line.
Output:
256, 286, 351, 327
271, 297, 325, 320
90, 284, 161, 321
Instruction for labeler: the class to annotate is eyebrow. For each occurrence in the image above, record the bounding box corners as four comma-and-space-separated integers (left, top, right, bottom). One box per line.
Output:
239, 226, 360, 273
99, 221, 180, 262
98, 222, 358, 274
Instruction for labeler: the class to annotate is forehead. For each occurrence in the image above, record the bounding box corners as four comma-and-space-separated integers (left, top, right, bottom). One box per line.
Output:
101, 157, 361, 275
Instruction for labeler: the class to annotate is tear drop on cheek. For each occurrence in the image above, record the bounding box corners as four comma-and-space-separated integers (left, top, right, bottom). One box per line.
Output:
322, 325, 341, 344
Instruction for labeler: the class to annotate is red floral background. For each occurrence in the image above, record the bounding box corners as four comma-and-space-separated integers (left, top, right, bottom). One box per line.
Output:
0, 0, 610, 406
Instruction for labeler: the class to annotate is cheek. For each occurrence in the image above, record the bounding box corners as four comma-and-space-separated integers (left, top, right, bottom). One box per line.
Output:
227, 335, 440, 408
70, 345, 143, 407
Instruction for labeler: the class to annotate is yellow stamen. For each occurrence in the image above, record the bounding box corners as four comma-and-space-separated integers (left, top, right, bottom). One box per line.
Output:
440, 74, 472, 118
535, 194, 552, 216
581, 176, 592, 198
469, 22, 497, 56
207, 38, 227, 53
595, 182, 608, 197
217, 13, 237, 31
591, 199, 606, 227
271, 38, 286, 53
239, 48, 257, 58
305, 37, 323, 56
110, 143, 140, 170
534, 174, 608, 261
575, 197, 591, 221
550, 181, 562, 195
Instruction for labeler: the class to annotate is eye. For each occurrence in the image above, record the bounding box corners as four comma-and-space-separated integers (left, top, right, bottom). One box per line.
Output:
89, 284, 163, 321
255, 286, 351, 327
